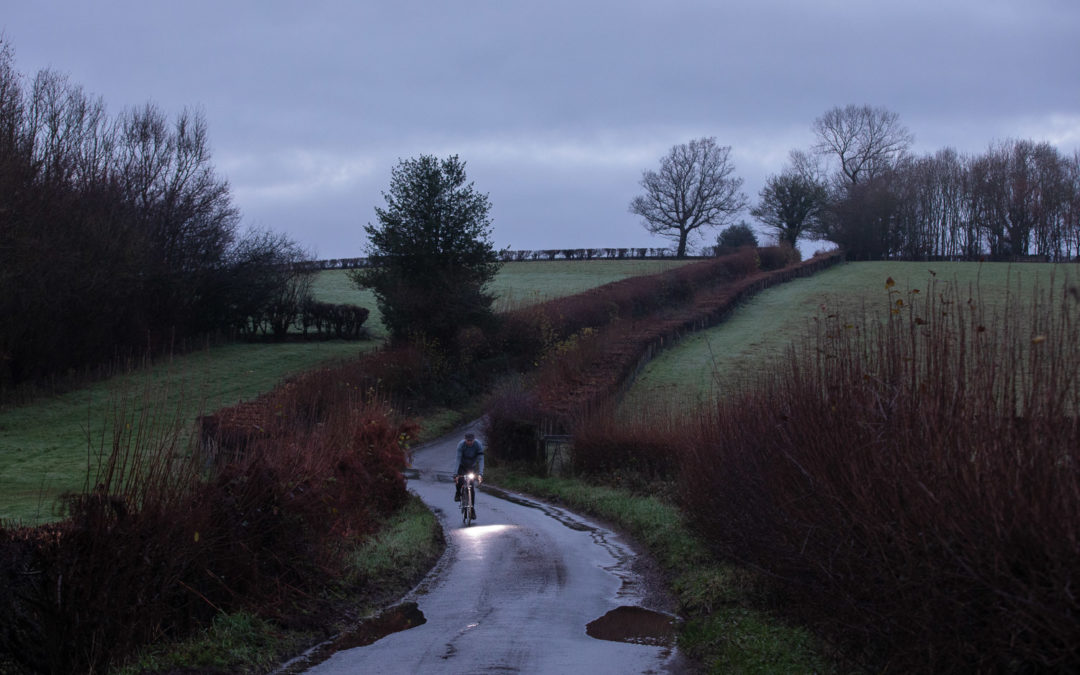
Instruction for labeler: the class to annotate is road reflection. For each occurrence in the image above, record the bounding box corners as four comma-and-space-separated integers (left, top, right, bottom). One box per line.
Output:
457, 523, 514, 537
455, 523, 515, 563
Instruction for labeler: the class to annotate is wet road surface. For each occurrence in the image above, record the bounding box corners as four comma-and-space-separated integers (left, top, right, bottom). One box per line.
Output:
292, 422, 685, 674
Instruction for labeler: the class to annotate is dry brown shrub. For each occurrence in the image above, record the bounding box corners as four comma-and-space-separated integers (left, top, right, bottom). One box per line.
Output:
680, 273, 1080, 671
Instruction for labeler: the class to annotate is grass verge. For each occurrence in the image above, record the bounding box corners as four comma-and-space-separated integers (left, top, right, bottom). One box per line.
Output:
111, 494, 443, 675
486, 469, 834, 674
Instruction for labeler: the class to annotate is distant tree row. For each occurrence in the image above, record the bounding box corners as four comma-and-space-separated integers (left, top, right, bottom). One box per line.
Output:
632, 105, 1080, 260
306, 247, 693, 270
0, 39, 312, 390
823, 137, 1080, 260
496, 247, 680, 261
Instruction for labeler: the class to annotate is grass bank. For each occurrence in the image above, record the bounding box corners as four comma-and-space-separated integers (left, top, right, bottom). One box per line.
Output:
487, 469, 834, 673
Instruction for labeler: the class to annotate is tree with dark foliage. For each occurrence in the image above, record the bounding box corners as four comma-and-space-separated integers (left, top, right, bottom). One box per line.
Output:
351, 154, 500, 348
715, 221, 758, 254
751, 169, 829, 247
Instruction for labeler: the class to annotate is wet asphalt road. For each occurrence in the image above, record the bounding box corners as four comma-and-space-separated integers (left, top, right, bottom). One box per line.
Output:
298, 422, 684, 674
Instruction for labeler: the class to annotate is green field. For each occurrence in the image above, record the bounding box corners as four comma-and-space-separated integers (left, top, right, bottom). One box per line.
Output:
620, 260, 1080, 413
0, 341, 373, 524
311, 259, 697, 335
10, 258, 1068, 525
0, 259, 692, 525
487, 259, 697, 310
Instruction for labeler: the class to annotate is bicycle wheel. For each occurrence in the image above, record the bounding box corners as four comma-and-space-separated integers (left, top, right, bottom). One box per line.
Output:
461, 484, 472, 526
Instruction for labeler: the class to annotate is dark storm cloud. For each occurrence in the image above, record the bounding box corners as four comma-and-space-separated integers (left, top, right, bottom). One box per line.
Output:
4, 0, 1078, 256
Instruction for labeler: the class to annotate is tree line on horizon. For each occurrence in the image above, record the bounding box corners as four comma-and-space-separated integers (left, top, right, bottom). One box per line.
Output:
0, 39, 313, 391
632, 105, 1080, 261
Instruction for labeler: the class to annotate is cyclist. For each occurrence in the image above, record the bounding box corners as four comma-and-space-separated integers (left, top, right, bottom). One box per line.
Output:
453, 432, 484, 519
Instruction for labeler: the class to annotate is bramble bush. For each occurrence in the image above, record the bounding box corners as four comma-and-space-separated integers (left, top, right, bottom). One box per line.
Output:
679, 274, 1080, 671
569, 405, 683, 489
756, 242, 801, 270
0, 365, 416, 673
482, 378, 544, 467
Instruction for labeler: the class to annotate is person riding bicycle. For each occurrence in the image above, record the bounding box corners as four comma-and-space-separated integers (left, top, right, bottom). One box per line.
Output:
453, 432, 484, 518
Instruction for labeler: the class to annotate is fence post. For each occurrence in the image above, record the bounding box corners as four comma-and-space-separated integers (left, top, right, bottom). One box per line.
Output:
542, 434, 573, 476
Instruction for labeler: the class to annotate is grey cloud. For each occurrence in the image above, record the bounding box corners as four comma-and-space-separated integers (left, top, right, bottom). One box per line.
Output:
3, 0, 1078, 257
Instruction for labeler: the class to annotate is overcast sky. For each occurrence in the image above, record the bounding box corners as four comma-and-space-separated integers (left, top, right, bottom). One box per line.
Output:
4, 1, 1079, 257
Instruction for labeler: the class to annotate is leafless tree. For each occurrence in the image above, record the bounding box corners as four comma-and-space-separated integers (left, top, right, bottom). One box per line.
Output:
0, 37, 310, 390
888, 148, 968, 259
966, 139, 1072, 260
812, 104, 914, 186
787, 148, 827, 184
629, 137, 748, 258
1064, 151, 1080, 259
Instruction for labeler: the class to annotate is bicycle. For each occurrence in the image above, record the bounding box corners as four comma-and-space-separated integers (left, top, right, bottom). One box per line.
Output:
458, 472, 477, 526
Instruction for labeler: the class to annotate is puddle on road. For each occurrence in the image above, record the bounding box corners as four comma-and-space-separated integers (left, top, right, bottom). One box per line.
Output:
273, 602, 426, 673
332, 601, 426, 650
586, 605, 678, 647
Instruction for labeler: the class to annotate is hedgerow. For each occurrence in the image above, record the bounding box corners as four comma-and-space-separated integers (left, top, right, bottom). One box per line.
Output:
678, 274, 1080, 670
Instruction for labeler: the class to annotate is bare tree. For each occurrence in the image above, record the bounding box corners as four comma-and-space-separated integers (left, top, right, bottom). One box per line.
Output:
1065, 151, 1080, 259
787, 148, 827, 184
629, 137, 748, 258
966, 139, 1070, 260
812, 104, 914, 186
0, 37, 311, 389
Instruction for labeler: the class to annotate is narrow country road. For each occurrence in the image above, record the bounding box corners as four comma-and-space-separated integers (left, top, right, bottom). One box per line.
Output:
292, 421, 687, 674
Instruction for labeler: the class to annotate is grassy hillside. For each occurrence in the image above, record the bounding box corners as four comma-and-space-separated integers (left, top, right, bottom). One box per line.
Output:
0, 341, 372, 524
0, 258, 692, 525
620, 261, 1079, 412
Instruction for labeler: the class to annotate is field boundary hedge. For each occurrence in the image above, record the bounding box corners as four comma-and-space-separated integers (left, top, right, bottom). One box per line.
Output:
536, 251, 844, 426
616, 251, 844, 408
